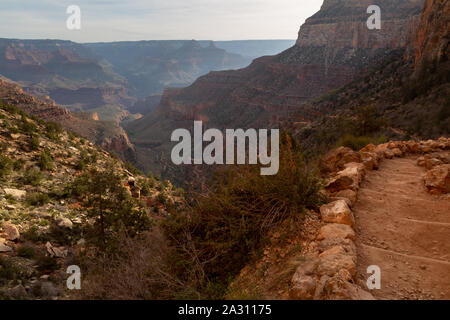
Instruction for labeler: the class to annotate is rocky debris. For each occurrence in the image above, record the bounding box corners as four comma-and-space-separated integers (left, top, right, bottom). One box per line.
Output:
423, 164, 450, 194
320, 200, 355, 227
56, 217, 73, 229
3, 188, 26, 199
3, 223, 20, 241
30, 280, 62, 299
318, 271, 375, 300
289, 258, 319, 300
45, 242, 68, 258
417, 153, 448, 169
325, 174, 355, 193
0, 242, 13, 252
333, 189, 357, 206
316, 251, 356, 278
3, 285, 27, 299
319, 147, 361, 175
325, 162, 365, 193
360, 152, 379, 171
317, 224, 355, 241
318, 238, 356, 257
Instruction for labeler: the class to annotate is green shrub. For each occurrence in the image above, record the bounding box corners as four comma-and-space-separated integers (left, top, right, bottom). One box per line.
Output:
29, 134, 40, 151
36, 256, 60, 273
124, 161, 142, 175
13, 159, 26, 171
0, 155, 13, 179
19, 115, 37, 134
0, 104, 22, 115
163, 133, 323, 297
17, 245, 37, 259
25, 193, 50, 206
21, 168, 43, 186
0, 141, 7, 152
37, 150, 54, 171
68, 166, 151, 247
44, 121, 63, 140
22, 226, 50, 242
0, 256, 22, 284
336, 134, 387, 151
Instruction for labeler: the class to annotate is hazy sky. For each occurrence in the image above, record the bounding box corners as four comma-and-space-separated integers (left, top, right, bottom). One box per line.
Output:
0, 0, 323, 42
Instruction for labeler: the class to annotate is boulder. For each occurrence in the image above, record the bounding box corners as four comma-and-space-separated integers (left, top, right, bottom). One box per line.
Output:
360, 152, 379, 170
3, 188, 26, 199
320, 200, 355, 227
0, 242, 13, 252
384, 149, 394, 159
56, 217, 73, 229
392, 148, 403, 157
317, 223, 355, 241
325, 163, 365, 193
5, 204, 16, 211
360, 144, 377, 153
45, 242, 68, 258
317, 253, 356, 278
406, 141, 420, 153
425, 158, 444, 170
318, 245, 346, 258
318, 238, 356, 256
289, 276, 316, 300
5, 285, 27, 299
333, 189, 357, 205
325, 175, 355, 193
322, 273, 376, 300
289, 258, 318, 300
319, 147, 361, 175
423, 164, 450, 194
4, 223, 20, 241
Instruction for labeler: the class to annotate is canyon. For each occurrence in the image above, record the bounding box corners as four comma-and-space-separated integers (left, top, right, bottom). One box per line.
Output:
126, 0, 426, 179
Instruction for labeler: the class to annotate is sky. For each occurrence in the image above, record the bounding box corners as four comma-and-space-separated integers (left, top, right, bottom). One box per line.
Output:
0, 0, 323, 42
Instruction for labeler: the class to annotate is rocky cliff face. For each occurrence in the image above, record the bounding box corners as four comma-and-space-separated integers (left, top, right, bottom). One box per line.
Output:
413, 0, 449, 67
127, 0, 426, 178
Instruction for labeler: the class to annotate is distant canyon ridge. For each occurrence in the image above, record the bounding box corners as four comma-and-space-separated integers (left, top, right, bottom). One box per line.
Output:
0, 39, 295, 120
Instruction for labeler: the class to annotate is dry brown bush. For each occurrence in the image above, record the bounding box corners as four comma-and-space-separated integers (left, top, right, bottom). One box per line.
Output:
73, 227, 200, 300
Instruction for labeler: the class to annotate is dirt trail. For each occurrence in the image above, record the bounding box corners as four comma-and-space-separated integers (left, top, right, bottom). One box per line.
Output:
354, 155, 450, 300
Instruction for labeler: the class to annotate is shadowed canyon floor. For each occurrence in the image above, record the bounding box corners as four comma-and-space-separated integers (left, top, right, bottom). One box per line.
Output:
354, 155, 450, 300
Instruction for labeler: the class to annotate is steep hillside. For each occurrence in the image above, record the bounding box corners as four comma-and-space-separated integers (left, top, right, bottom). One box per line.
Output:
0, 80, 136, 160
0, 101, 183, 299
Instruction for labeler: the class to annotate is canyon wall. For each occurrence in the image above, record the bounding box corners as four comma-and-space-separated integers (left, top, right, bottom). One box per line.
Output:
127, 0, 425, 177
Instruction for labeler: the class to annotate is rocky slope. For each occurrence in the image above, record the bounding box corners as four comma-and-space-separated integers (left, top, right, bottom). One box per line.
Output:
0, 100, 182, 299
126, 0, 425, 179
0, 79, 136, 160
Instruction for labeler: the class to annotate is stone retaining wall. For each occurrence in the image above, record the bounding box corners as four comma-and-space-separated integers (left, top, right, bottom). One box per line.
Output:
289, 137, 450, 300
